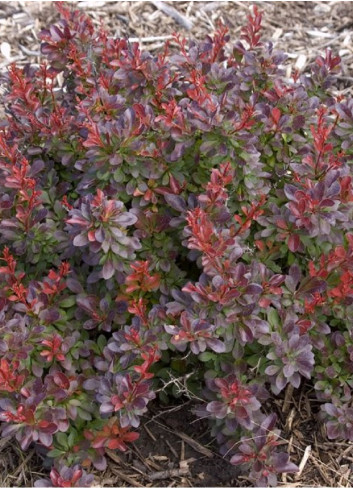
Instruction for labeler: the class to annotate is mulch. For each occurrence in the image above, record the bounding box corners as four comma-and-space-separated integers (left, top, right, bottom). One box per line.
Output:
0, 1, 353, 487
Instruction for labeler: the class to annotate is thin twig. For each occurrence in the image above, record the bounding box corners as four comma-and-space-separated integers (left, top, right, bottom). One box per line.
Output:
110, 467, 145, 487
150, 0, 193, 31
165, 438, 179, 459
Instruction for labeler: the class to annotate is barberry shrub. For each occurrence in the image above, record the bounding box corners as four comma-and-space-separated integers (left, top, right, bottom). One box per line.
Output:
0, 3, 352, 486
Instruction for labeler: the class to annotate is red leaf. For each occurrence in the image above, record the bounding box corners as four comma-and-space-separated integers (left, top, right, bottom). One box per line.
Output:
288, 234, 300, 252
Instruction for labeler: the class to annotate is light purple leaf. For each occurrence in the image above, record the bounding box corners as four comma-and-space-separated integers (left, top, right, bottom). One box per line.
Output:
284, 184, 298, 201
34, 479, 52, 487
206, 401, 227, 418
99, 402, 113, 414
323, 403, 338, 417
38, 432, 53, 446
93, 455, 107, 471
207, 338, 226, 353
283, 363, 295, 378
102, 260, 115, 280
115, 212, 137, 227
326, 421, 340, 439
230, 454, 246, 465
1, 424, 20, 437
265, 365, 280, 376
73, 233, 89, 247
83, 378, 100, 390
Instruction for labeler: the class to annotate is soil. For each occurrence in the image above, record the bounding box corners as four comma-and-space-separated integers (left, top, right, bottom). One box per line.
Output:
130, 402, 239, 487
1, 1, 353, 487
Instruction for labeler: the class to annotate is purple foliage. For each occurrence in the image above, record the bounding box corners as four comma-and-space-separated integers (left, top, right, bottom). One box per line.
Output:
0, 3, 352, 488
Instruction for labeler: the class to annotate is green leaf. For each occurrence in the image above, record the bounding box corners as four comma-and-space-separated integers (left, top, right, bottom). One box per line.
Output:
60, 296, 76, 308
246, 354, 261, 368
68, 429, 78, 447
314, 380, 327, 391
113, 168, 125, 182
170, 358, 187, 373
155, 367, 170, 380
172, 383, 182, 398
159, 391, 169, 405
97, 335, 107, 351
186, 381, 201, 397
266, 261, 282, 274
161, 172, 169, 185
48, 448, 66, 458
88, 419, 106, 431
55, 432, 68, 449
76, 407, 92, 421
267, 308, 280, 328
198, 352, 215, 362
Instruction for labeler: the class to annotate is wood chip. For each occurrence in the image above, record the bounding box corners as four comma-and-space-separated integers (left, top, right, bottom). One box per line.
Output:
295, 54, 307, 71
180, 440, 185, 462
151, 0, 193, 31
337, 443, 353, 464
128, 34, 174, 43
149, 467, 189, 481
78, 1, 107, 7
284, 408, 296, 432
272, 28, 283, 41
1, 41, 11, 59
306, 30, 334, 39
18, 44, 39, 56
295, 445, 311, 480
282, 383, 294, 414
153, 455, 168, 461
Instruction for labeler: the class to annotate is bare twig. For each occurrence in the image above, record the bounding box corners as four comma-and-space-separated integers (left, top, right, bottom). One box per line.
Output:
149, 467, 189, 481
176, 431, 213, 458
283, 384, 294, 414
165, 438, 179, 459
337, 443, 353, 464
110, 467, 145, 487
143, 423, 157, 442
150, 1, 193, 31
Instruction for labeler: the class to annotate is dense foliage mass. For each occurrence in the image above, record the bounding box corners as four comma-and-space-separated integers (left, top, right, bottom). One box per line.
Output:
0, 3, 352, 486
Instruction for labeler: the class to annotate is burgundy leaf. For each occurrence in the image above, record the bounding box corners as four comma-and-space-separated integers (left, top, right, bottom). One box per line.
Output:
288, 234, 300, 252
164, 194, 187, 213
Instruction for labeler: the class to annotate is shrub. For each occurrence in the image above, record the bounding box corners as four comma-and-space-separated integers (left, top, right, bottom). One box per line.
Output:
0, 2, 352, 486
